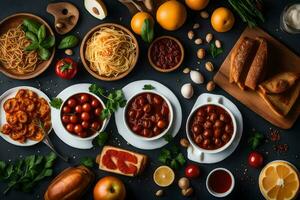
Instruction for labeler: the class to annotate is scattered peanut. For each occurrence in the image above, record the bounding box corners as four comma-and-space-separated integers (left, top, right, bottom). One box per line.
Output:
194, 38, 203, 45
65, 49, 73, 56
188, 30, 194, 40
193, 23, 200, 29
215, 39, 222, 48
206, 33, 213, 43
207, 81, 216, 91
92, 7, 100, 15
155, 189, 164, 197
178, 177, 190, 190
197, 48, 205, 59
55, 23, 64, 28
205, 61, 214, 72
182, 187, 193, 197
180, 138, 190, 148
183, 67, 191, 74
200, 11, 209, 19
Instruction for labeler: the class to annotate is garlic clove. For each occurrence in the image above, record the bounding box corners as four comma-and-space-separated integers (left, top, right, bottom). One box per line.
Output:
181, 83, 194, 99
190, 70, 204, 84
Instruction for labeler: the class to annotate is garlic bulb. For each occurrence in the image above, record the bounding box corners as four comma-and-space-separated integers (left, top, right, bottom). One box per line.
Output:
190, 70, 204, 84
181, 83, 194, 99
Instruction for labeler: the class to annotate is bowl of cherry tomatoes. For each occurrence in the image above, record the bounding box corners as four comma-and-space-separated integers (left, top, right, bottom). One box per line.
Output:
123, 90, 173, 141
60, 92, 108, 140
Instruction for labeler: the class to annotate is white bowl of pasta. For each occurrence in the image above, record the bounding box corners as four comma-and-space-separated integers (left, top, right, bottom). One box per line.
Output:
80, 23, 139, 81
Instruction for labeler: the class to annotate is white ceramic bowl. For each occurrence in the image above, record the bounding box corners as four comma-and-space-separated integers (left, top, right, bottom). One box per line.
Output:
123, 90, 174, 141
60, 92, 108, 141
206, 168, 235, 198
186, 103, 237, 154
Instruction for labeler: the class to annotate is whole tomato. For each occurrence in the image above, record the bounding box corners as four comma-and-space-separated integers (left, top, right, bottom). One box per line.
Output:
248, 151, 264, 168
185, 164, 200, 178
55, 57, 77, 79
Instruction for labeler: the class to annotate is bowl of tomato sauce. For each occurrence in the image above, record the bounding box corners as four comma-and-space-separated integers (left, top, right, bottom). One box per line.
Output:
60, 92, 108, 140
148, 36, 184, 73
124, 91, 173, 141
186, 103, 237, 154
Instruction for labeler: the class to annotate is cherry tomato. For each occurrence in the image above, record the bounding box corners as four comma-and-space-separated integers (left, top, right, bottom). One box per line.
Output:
62, 106, 71, 113
80, 94, 89, 103
55, 57, 77, 79
248, 151, 264, 168
66, 124, 74, 132
91, 121, 101, 130
91, 99, 99, 107
157, 120, 167, 129
74, 124, 83, 134
75, 105, 83, 113
67, 99, 76, 108
94, 108, 102, 116
81, 112, 90, 121
77, 131, 87, 138
70, 115, 78, 123
82, 103, 91, 112
62, 115, 70, 123
81, 121, 90, 129
185, 164, 200, 178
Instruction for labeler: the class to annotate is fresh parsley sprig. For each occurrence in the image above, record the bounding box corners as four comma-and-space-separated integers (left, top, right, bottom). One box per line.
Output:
89, 84, 127, 120
80, 157, 94, 168
158, 146, 186, 169
50, 97, 63, 109
248, 132, 264, 150
143, 84, 155, 90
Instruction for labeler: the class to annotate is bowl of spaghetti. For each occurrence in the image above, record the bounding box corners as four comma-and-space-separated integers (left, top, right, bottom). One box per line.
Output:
0, 13, 55, 80
80, 23, 139, 81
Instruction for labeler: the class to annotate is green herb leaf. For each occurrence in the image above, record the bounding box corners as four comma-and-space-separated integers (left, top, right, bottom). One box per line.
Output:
175, 153, 186, 165
80, 157, 94, 168
37, 25, 46, 43
93, 131, 109, 146
170, 159, 179, 169
23, 19, 40, 34
209, 43, 224, 58
50, 97, 63, 109
158, 149, 171, 164
40, 36, 55, 49
248, 132, 264, 150
163, 133, 173, 143
141, 19, 154, 43
158, 147, 186, 170
143, 84, 155, 90
37, 46, 51, 60
25, 31, 38, 43
25, 42, 39, 51
58, 35, 79, 49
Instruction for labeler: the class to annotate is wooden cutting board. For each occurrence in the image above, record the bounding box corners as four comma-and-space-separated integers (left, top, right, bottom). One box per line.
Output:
214, 27, 300, 129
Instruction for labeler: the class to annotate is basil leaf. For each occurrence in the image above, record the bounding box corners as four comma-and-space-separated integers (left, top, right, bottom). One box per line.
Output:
143, 84, 155, 90
40, 36, 55, 49
25, 31, 38, 43
141, 19, 154, 43
58, 35, 79, 49
23, 19, 40, 34
25, 42, 39, 51
163, 133, 173, 143
80, 157, 94, 168
38, 47, 51, 60
93, 131, 109, 146
50, 97, 63, 109
37, 25, 46, 43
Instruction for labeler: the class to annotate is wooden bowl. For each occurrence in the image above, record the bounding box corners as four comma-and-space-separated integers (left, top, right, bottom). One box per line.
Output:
80, 23, 139, 81
0, 13, 55, 80
148, 36, 184, 73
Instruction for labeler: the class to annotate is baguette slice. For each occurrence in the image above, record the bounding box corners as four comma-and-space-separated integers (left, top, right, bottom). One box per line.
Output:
96, 146, 148, 177
245, 37, 268, 90
230, 37, 256, 90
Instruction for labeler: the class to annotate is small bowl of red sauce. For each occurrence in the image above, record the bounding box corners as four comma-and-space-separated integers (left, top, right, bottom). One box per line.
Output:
60, 93, 108, 140
186, 104, 237, 153
148, 36, 184, 73
124, 91, 173, 141
206, 168, 235, 197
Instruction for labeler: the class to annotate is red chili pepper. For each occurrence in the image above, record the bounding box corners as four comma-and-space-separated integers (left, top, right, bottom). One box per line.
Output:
55, 57, 78, 79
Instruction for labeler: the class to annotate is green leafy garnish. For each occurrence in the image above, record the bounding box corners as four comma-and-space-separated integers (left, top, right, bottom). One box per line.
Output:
50, 97, 63, 109
37, 47, 51, 61
89, 84, 126, 120
23, 19, 40, 34
58, 35, 79, 49
143, 84, 155, 90
93, 131, 109, 146
40, 36, 55, 49
25, 31, 38, 43
37, 25, 46, 43
80, 157, 94, 168
141, 19, 154, 43
158, 146, 186, 170
163, 133, 173, 143
209, 43, 224, 58
248, 132, 264, 150
0, 152, 57, 194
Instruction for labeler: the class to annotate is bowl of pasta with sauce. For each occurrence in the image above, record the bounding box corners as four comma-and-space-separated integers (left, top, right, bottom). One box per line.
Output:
80, 23, 139, 81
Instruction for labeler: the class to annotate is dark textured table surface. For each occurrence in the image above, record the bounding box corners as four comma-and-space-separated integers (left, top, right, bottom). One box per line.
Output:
0, 0, 299, 200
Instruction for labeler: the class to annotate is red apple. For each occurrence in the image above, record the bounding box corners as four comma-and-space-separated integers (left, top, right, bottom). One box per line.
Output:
93, 176, 126, 200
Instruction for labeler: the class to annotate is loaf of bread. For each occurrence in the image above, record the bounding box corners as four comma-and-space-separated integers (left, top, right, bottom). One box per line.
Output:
245, 37, 268, 90
96, 146, 148, 177
44, 166, 95, 200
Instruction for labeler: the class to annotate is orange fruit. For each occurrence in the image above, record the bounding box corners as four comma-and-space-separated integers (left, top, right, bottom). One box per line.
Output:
185, 0, 209, 10
131, 12, 154, 35
211, 7, 235, 32
156, 0, 187, 31
259, 161, 299, 200
153, 166, 175, 187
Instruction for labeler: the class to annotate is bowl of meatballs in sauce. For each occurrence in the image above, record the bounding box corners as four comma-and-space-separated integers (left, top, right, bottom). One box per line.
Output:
124, 90, 173, 141
186, 103, 237, 154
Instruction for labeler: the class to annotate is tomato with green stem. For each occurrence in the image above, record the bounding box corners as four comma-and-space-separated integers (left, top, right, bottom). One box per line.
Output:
55, 57, 78, 79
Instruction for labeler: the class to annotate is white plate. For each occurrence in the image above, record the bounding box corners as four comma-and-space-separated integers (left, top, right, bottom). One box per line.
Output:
187, 93, 243, 164
51, 83, 109, 149
0, 86, 52, 146
115, 80, 182, 150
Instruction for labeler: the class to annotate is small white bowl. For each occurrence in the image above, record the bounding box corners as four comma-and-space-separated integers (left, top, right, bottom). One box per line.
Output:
186, 103, 237, 154
206, 168, 235, 198
60, 92, 108, 141
123, 90, 174, 141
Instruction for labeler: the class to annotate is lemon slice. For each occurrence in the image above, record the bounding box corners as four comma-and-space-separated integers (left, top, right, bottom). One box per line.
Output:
153, 166, 175, 187
259, 160, 299, 200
